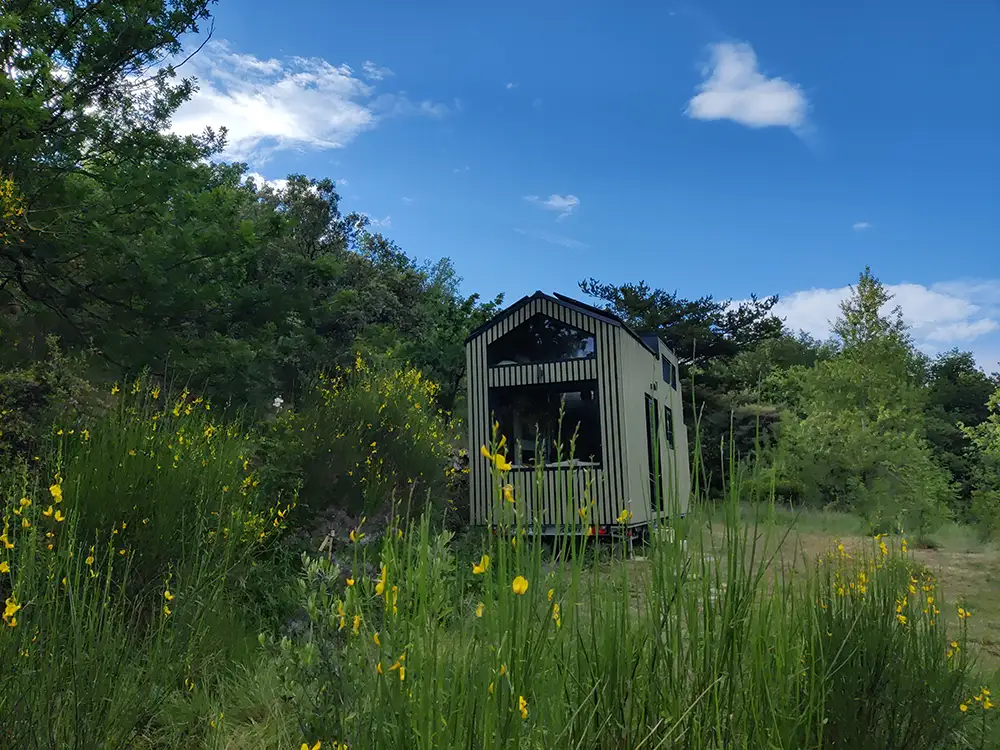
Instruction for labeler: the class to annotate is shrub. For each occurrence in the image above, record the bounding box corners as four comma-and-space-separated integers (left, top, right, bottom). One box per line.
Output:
261, 356, 461, 520
0, 378, 294, 746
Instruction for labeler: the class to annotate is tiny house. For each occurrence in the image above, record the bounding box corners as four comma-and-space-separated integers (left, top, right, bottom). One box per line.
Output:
465, 291, 690, 532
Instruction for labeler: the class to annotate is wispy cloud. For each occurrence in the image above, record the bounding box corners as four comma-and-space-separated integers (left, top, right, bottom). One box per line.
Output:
770, 278, 1000, 368
169, 40, 450, 162
852, 221, 872, 231
401, 196, 414, 204
685, 42, 808, 131
524, 194, 580, 221
506, 82, 517, 90
453, 165, 470, 174
361, 60, 393, 81
513, 227, 589, 249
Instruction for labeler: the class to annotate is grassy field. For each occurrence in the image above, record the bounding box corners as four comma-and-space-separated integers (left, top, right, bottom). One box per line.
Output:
3, 383, 999, 748
727, 505, 1000, 676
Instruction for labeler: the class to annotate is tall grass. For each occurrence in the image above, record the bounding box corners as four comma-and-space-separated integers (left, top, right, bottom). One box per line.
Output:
1, 375, 996, 748
0, 379, 291, 747
266, 441, 998, 749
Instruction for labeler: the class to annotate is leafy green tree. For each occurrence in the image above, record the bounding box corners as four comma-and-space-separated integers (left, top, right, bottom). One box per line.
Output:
923, 350, 998, 513
777, 268, 954, 532
959, 384, 1000, 536
578, 278, 785, 481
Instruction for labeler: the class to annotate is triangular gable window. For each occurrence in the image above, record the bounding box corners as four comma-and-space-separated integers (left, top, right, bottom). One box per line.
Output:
487, 313, 596, 366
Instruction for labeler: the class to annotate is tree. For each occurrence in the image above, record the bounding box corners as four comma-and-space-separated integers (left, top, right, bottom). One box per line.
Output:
578, 278, 783, 367
776, 268, 954, 532
957, 381, 1000, 537
924, 350, 998, 513
1, 0, 217, 330
578, 278, 785, 483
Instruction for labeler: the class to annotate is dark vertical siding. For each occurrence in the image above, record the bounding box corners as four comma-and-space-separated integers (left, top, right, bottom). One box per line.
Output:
468, 296, 630, 526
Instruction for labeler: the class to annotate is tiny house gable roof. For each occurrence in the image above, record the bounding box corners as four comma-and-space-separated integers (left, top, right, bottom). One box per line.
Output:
465, 290, 657, 356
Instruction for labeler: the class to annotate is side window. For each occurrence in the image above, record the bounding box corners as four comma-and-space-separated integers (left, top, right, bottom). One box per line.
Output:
671, 362, 678, 390
664, 405, 675, 448
661, 355, 672, 386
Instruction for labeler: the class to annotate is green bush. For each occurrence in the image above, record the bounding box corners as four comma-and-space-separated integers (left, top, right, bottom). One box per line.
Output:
0, 378, 294, 746
261, 356, 461, 520
0, 336, 97, 461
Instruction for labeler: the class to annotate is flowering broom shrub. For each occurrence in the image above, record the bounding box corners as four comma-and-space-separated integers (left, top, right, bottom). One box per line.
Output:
0, 378, 292, 747
261, 355, 461, 519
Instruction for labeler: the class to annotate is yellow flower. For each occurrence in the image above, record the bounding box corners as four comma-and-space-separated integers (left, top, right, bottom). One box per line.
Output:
896, 614, 907, 625
49, 484, 62, 502
552, 602, 561, 628
494, 454, 512, 472
518, 695, 528, 719
375, 565, 387, 596
512, 575, 529, 596
373, 631, 381, 647
3, 596, 19, 622
42, 505, 53, 518
346, 577, 355, 587
54, 510, 65, 523
480, 445, 492, 460
377, 662, 383, 675
616, 508, 632, 524
475, 601, 485, 618
352, 614, 361, 635
499, 664, 506, 676
85, 555, 95, 566
18, 497, 31, 508
301, 742, 321, 750
901, 538, 908, 553
547, 588, 554, 601
578, 507, 588, 520
502, 484, 514, 503
472, 554, 490, 575
960, 704, 968, 713
163, 605, 172, 616
0, 562, 8, 574
879, 541, 888, 556
489, 682, 495, 695
111, 383, 120, 395
164, 590, 175, 601
958, 607, 971, 619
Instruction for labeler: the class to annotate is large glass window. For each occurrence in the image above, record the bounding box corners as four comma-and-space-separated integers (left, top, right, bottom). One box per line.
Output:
489, 380, 602, 466
488, 314, 596, 366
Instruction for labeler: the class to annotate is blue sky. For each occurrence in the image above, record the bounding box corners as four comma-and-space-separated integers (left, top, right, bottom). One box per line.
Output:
169, 0, 1000, 370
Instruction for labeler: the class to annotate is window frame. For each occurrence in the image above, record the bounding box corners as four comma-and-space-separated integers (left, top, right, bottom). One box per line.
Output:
488, 379, 604, 470
664, 405, 675, 448
487, 313, 597, 368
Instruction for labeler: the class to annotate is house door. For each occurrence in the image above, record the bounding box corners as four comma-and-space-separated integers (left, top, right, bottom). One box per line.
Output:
644, 394, 662, 511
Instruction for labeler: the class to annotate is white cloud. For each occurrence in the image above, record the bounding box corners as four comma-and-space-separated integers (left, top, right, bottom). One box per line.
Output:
513, 227, 589, 249
401, 196, 414, 204
244, 171, 289, 191
169, 41, 449, 162
453, 165, 470, 174
369, 215, 391, 229
685, 42, 807, 130
362, 60, 393, 81
771, 278, 1000, 368
852, 221, 872, 231
524, 193, 580, 220
506, 82, 517, 90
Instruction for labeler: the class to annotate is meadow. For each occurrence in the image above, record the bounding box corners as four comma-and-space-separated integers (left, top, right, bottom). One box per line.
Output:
1, 375, 997, 750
